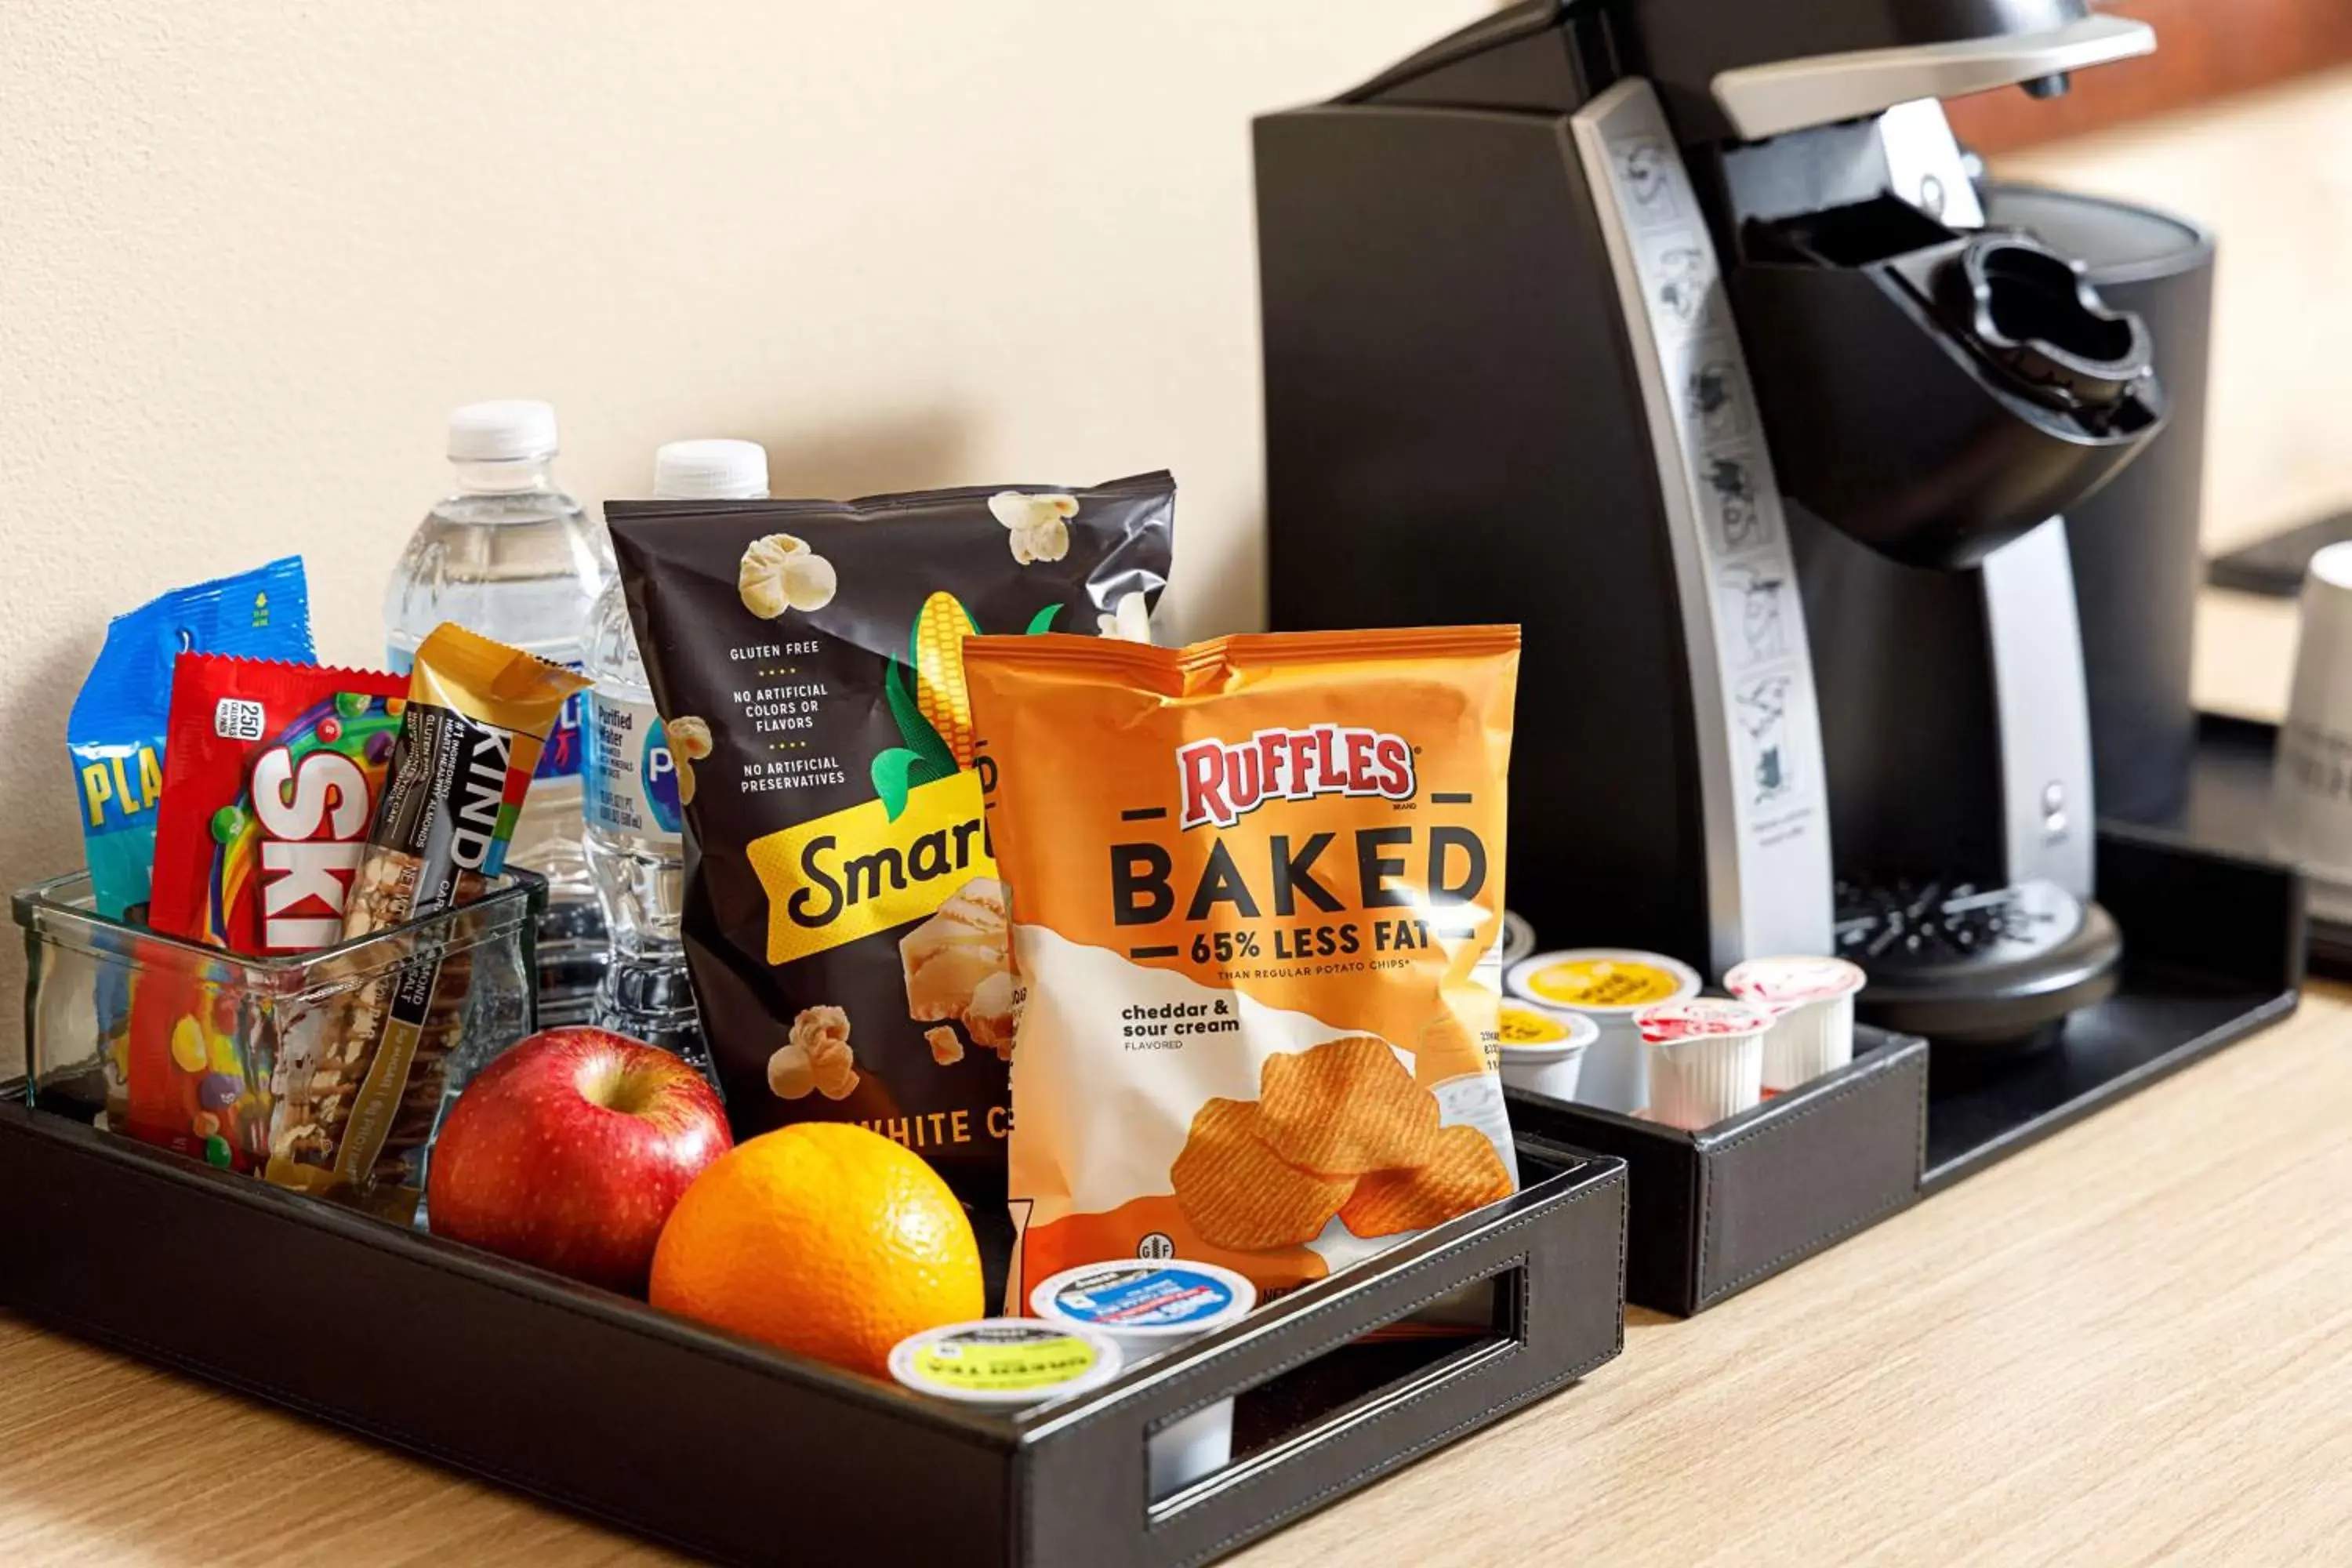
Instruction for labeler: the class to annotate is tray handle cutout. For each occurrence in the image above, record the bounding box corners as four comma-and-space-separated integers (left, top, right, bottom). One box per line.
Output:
1015, 1149, 1624, 1566
1144, 1266, 1523, 1513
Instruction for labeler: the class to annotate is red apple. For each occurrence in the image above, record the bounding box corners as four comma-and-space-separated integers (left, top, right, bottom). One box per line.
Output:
426, 1026, 731, 1294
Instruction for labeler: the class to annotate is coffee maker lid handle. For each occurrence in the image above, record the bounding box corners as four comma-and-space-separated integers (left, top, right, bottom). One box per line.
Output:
1711, 14, 2153, 142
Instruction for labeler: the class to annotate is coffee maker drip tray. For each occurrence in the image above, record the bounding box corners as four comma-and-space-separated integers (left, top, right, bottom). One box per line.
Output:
1835, 877, 2123, 1047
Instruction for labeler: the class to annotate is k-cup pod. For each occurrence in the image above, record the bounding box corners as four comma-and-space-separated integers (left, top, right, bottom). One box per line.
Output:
1496, 1000, 1599, 1102
1505, 949, 1700, 1114
2273, 541, 2352, 920
887, 1318, 1123, 1409
1635, 997, 1771, 1131
1724, 955, 1867, 1091
1501, 909, 1537, 967
1030, 1260, 1255, 1498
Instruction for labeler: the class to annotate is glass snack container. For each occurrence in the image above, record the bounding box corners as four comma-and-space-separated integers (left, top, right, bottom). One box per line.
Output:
14, 869, 541, 1217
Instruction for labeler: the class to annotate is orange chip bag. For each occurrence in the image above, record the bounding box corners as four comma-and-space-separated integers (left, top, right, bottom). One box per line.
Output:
964, 626, 1521, 1304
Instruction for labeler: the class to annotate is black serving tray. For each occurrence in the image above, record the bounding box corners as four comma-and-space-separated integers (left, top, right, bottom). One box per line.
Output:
1508, 1029, 1928, 1316
1918, 826, 2303, 1191
0, 1095, 1626, 1568
1501, 827, 2299, 1314
2177, 711, 2352, 977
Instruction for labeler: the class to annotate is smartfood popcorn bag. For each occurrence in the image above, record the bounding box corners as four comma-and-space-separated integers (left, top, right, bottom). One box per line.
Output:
963, 627, 1522, 1303
608, 474, 1174, 1208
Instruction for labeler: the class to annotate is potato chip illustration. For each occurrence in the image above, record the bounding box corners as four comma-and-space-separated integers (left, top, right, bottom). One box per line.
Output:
1171, 1098, 1354, 1251
1338, 1125, 1514, 1239
1256, 1036, 1441, 1178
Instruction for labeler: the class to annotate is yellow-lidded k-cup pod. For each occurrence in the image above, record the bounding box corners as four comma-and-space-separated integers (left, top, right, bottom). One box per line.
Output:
1635, 997, 1772, 1131
1724, 955, 1867, 1091
887, 1318, 1123, 1409
1496, 1000, 1599, 1102
1030, 1260, 1255, 1499
1506, 949, 1700, 1114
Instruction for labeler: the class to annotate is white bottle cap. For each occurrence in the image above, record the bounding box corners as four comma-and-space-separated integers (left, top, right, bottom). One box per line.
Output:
447, 400, 559, 463
654, 439, 770, 500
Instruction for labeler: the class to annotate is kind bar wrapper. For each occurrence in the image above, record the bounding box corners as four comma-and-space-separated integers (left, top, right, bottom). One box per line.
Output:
961, 627, 1521, 1303
124, 656, 406, 1165
608, 474, 1174, 1204
266, 622, 586, 1204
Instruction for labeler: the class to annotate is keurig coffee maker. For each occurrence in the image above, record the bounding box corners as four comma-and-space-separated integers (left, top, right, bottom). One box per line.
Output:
1256, 1, 2169, 1046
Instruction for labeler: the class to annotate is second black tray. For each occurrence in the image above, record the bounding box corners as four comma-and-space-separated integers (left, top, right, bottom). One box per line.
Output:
1919, 826, 2303, 1190
2177, 710, 2352, 976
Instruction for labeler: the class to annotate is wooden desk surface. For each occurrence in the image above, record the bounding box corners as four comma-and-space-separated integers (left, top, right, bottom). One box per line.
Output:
2, 586, 2341, 1566
3, 985, 2348, 1566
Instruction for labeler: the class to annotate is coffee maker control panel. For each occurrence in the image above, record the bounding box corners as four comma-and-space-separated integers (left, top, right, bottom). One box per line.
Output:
1570, 81, 1837, 974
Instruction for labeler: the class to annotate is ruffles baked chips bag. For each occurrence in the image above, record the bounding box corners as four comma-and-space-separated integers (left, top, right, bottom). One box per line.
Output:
962, 626, 1522, 1302
608, 474, 1174, 1207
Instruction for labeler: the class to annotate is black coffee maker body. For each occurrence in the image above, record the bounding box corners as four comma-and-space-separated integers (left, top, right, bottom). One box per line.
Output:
1257, 0, 2169, 1044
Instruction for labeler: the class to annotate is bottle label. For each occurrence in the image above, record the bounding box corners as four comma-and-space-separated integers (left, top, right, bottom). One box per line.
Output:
583, 689, 682, 838
391, 644, 586, 782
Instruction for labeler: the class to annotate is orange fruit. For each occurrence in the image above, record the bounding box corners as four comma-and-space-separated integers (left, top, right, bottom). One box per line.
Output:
648, 1123, 982, 1376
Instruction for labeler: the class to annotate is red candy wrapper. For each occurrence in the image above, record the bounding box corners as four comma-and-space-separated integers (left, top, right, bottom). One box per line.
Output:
149, 656, 410, 953
128, 656, 408, 1164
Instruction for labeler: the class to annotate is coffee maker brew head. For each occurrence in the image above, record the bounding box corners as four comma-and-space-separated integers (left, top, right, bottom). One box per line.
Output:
1731, 195, 2165, 569
1621, 0, 2154, 143
1599, 0, 2172, 568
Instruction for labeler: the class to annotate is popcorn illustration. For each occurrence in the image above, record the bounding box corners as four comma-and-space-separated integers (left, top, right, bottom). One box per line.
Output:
1097, 591, 1151, 643
739, 534, 837, 617
768, 1005, 857, 1101
665, 715, 713, 804
989, 492, 1078, 567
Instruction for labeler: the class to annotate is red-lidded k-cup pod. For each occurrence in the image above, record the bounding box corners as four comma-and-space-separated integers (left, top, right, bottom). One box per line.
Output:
1635, 997, 1771, 1131
1725, 956, 1867, 1091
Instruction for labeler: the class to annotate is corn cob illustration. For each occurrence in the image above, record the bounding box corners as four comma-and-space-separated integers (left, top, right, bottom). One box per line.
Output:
911, 591, 981, 768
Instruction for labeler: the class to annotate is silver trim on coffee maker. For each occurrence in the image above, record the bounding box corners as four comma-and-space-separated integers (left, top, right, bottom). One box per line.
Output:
1980, 518, 2096, 898
1571, 80, 1836, 976
1711, 16, 2156, 143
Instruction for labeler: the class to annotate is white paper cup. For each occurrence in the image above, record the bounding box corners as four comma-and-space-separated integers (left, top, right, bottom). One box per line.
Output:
1497, 1000, 1599, 1101
888, 1318, 1123, 1409
1501, 909, 1537, 967
1506, 949, 1700, 1114
2274, 543, 2352, 898
1724, 955, 1867, 1091
1635, 997, 1771, 1131
1029, 1260, 1255, 1499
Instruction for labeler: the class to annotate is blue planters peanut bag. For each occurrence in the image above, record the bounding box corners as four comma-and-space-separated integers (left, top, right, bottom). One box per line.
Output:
67, 557, 314, 921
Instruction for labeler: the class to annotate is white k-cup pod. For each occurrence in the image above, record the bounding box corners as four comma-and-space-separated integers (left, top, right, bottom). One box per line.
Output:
1724, 955, 1867, 1091
1635, 996, 1772, 1131
888, 1318, 1123, 1410
1030, 1259, 1255, 1499
1501, 909, 1537, 967
2273, 540, 2352, 921
1505, 949, 1700, 1114
1496, 1000, 1600, 1102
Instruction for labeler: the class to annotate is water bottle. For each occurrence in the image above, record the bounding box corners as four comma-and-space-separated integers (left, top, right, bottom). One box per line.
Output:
385, 401, 608, 1022
582, 438, 768, 1075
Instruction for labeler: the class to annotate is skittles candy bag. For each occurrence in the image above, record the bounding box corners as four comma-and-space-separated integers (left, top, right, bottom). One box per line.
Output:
147, 656, 410, 955
126, 656, 408, 1167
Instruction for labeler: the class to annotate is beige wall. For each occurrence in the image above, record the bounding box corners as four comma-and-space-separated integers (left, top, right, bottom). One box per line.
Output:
6, 5, 2350, 1069
0, 0, 1486, 1062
